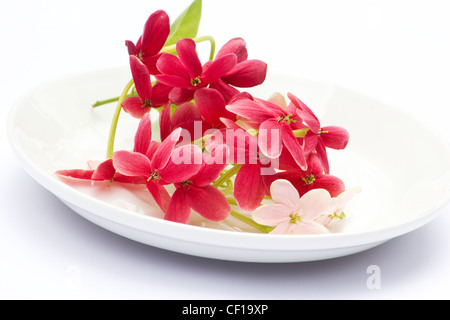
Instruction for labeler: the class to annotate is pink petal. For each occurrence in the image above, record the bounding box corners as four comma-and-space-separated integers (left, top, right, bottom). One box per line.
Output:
146, 141, 161, 161
298, 189, 333, 220
200, 53, 237, 85
151, 128, 182, 171
168, 87, 195, 105
209, 79, 240, 103
92, 159, 115, 181
269, 179, 300, 209
320, 126, 350, 150
176, 38, 203, 79
185, 185, 231, 221
222, 60, 267, 88
270, 222, 295, 235
195, 88, 235, 128
160, 145, 203, 184
141, 53, 163, 76
164, 188, 191, 223
171, 102, 202, 128
149, 82, 171, 107
122, 97, 150, 119
156, 53, 190, 81
288, 93, 321, 134
281, 124, 307, 170
252, 204, 291, 227
226, 98, 276, 123
216, 38, 248, 63
315, 140, 330, 174
155, 74, 191, 88
332, 187, 362, 214
133, 114, 152, 154
258, 119, 283, 159
56, 169, 94, 180
234, 164, 266, 212
112, 150, 152, 178
191, 150, 228, 187
159, 103, 172, 142
141, 10, 170, 56
146, 180, 171, 213
130, 56, 152, 100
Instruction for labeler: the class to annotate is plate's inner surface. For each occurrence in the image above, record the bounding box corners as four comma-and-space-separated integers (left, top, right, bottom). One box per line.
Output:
11, 68, 450, 235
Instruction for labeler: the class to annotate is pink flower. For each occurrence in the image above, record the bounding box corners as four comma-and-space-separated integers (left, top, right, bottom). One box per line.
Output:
226, 96, 307, 170
164, 148, 231, 224
252, 179, 333, 235
288, 93, 349, 173
125, 10, 171, 75
155, 38, 237, 105
122, 56, 171, 119
276, 152, 345, 198
112, 128, 203, 212
194, 88, 237, 128
317, 187, 362, 226
208, 38, 268, 102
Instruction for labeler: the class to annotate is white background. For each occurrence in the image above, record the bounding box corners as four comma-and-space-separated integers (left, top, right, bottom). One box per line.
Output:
1, 0, 450, 300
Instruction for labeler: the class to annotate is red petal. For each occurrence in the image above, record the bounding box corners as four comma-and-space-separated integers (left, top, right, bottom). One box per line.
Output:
282, 124, 307, 170
186, 185, 230, 221
150, 82, 171, 107
222, 60, 267, 88
209, 80, 240, 103
156, 53, 190, 81
195, 88, 235, 128
112, 151, 152, 178
191, 150, 228, 187
122, 97, 149, 119
226, 98, 275, 123
151, 128, 182, 170
146, 181, 171, 213
56, 169, 94, 180
125, 40, 138, 56
164, 188, 191, 223
320, 126, 349, 150
258, 119, 283, 159
177, 38, 203, 79
133, 114, 152, 154
200, 53, 237, 85
216, 38, 248, 63
92, 159, 115, 181
141, 53, 163, 75
159, 103, 172, 142
315, 140, 330, 174
314, 175, 345, 198
141, 10, 170, 56
160, 145, 203, 184
130, 56, 152, 100
168, 87, 195, 105
234, 164, 266, 212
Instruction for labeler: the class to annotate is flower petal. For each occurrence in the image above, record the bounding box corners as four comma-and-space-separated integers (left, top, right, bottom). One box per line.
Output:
130, 56, 152, 100
156, 53, 190, 80
141, 10, 170, 56
269, 179, 300, 209
56, 169, 94, 180
192, 150, 228, 187
185, 185, 231, 221
122, 97, 149, 119
320, 126, 350, 150
177, 38, 203, 79
159, 103, 172, 142
164, 188, 191, 223
146, 180, 171, 213
195, 88, 235, 128
226, 98, 276, 123
281, 124, 307, 170
291, 221, 330, 234
133, 113, 152, 154
151, 128, 182, 171
314, 175, 346, 198
222, 60, 267, 88
160, 145, 203, 184
258, 119, 282, 159
234, 164, 266, 212
149, 81, 171, 107
112, 151, 152, 178
216, 38, 248, 63
298, 189, 333, 220
200, 53, 237, 85
168, 87, 195, 105
252, 203, 291, 227
209, 79, 240, 103
92, 159, 115, 181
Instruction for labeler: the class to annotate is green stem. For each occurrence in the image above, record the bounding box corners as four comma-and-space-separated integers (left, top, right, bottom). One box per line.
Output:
161, 36, 216, 60
230, 209, 274, 234
213, 164, 242, 187
92, 96, 121, 108
106, 79, 135, 159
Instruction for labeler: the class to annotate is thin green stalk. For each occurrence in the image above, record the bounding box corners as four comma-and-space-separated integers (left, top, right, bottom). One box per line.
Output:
230, 210, 274, 234
213, 164, 242, 187
106, 79, 134, 159
92, 96, 121, 108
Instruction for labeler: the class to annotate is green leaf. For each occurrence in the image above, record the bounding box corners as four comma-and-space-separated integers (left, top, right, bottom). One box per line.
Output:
165, 0, 202, 46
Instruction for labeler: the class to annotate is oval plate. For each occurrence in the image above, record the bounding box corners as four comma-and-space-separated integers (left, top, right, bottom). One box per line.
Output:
8, 67, 450, 263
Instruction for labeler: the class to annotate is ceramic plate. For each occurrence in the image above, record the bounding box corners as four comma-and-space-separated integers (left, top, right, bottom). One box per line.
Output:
8, 66, 450, 263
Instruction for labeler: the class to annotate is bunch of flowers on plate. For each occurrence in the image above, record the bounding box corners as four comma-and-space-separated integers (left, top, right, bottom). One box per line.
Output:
57, 0, 360, 234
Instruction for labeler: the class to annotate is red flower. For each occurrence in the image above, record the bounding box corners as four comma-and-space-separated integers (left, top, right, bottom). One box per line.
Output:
164, 149, 231, 224
155, 38, 237, 105
226, 96, 308, 170
113, 128, 203, 212
122, 56, 171, 119
209, 38, 268, 102
288, 93, 349, 174
125, 10, 170, 75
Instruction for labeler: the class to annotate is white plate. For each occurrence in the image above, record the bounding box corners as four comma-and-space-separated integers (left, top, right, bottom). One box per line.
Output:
8, 66, 450, 263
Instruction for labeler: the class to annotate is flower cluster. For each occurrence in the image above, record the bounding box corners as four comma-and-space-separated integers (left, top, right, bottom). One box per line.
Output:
57, 2, 360, 235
